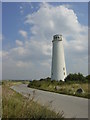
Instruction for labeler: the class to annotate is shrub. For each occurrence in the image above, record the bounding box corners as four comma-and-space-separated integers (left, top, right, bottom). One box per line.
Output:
86, 75, 90, 82
65, 73, 86, 83
51, 80, 58, 85
28, 80, 42, 88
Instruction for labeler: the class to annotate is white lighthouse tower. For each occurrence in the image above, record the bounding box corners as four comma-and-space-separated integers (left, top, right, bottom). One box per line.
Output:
51, 34, 67, 81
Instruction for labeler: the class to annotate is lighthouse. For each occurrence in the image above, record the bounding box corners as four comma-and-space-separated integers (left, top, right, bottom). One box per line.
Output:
51, 34, 67, 81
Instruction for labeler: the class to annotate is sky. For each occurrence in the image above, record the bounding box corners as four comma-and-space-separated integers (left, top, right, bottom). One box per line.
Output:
0, 2, 2, 81
2, 2, 88, 80
2, 0, 90, 2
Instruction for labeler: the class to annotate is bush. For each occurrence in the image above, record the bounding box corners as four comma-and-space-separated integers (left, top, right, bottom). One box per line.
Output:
51, 80, 58, 85
28, 80, 42, 88
86, 75, 90, 82
65, 73, 86, 83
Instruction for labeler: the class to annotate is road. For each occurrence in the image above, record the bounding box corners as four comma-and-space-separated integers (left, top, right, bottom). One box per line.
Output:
11, 84, 88, 118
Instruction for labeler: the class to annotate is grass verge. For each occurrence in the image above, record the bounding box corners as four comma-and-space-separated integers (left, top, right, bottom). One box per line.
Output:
2, 81, 64, 119
0, 85, 2, 118
28, 79, 89, 99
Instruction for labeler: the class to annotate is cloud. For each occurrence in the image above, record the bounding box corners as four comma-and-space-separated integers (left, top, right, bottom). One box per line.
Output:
62, 4, 72, 9
25, 3, 85, 37
0, 34, 2, 41
25, 3, 88, 57
19, 30, 27, 38
11, 47, 26, 56
16, 40, 23, 46
3, 3, 88, 80
0, 51, 2, 58
19, 5, 24, 15
2, 51, 8, 58
16, 61, 32, 67
19, 3, 35, 15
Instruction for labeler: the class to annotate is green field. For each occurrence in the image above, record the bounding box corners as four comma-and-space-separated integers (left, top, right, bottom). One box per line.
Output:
2, 81, 63, 119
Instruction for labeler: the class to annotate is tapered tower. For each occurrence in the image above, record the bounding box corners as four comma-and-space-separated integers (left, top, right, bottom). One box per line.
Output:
51, 34, 67, 81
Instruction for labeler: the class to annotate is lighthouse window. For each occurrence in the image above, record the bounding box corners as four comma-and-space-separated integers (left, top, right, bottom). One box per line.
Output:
54, 36, 56, 39
63, 67, 65, 70
64, 72, 65, 75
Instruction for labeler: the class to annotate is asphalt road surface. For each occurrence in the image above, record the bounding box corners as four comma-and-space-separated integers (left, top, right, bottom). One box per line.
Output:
11, 84, 88, 118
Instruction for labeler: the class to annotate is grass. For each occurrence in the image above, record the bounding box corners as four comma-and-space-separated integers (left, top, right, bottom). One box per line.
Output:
28, 79, 89, 99
0, 85, 2, 118
2, 81, 64, 119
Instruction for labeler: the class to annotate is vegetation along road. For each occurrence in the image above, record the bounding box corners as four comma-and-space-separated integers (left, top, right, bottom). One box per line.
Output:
11, 84, 88, 118
0, 86, 2, 118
